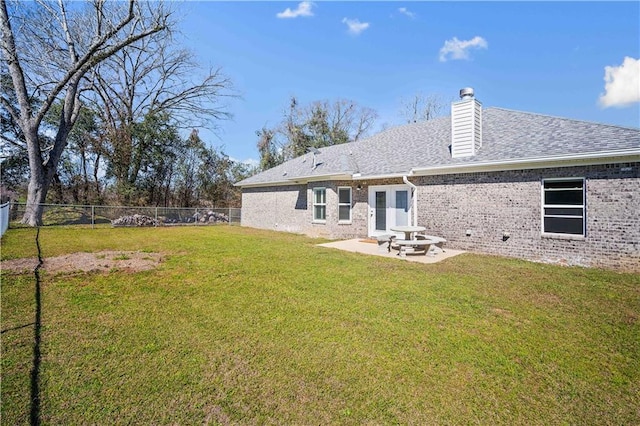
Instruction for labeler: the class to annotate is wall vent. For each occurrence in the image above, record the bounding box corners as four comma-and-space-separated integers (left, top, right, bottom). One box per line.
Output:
451, 88, 482, 158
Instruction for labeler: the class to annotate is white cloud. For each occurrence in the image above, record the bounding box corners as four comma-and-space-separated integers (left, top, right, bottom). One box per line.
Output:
398, 7, 416, 19
276, 2, 314, 19
439, 36, 488, 62
342, 18, 370, 35
599, 56, 640, 108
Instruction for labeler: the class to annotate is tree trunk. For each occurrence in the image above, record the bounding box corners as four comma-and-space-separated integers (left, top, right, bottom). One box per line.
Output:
93, 153, 101, 201
20, 124, 47, 226
80, 144, 90, 204
21, 85, 77, 225
22, 172, 48, 226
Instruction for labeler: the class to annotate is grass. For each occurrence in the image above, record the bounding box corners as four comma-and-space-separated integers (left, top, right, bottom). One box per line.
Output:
1, 226, 639, 424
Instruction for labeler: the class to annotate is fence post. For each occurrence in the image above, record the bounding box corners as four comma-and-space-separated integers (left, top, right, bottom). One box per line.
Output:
91, 205, 95, 229
155, 207, 158, 227
0, 201, 10, 237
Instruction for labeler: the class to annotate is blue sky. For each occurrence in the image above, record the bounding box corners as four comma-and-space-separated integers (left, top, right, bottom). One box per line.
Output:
178, 1, 640, 165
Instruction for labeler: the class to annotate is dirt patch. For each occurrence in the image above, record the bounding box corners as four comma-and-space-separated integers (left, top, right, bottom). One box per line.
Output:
1, 251, 163, 274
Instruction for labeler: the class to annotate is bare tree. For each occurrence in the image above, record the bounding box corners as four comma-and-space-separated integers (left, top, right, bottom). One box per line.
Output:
0, 0, 169, 225
400, 92, 446, 123
84, 27, 233, 203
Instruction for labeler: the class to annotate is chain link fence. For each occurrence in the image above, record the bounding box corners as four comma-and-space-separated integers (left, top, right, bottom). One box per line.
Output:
7, 203, 241, 228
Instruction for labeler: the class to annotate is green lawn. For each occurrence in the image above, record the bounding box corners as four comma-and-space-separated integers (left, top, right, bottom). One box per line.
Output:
1, 226, 639, 425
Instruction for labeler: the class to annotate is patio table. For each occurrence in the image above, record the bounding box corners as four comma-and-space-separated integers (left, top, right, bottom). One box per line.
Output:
390, 225, 426, 240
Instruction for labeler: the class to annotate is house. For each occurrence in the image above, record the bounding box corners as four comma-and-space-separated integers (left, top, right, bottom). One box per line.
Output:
236, 89, 640, 271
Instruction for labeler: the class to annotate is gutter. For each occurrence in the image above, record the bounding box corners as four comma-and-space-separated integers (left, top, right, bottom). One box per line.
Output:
410, 149, 640, 176
236, 172, 353, 188
351, 172, 409, 181
402, 176, 418, 226
289, 172, 353, 183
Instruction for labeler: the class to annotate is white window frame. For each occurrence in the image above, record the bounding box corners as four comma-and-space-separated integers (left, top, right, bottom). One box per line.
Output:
541, 177, 586, 238
337, 187, 352, 224
312, 187, 326, 223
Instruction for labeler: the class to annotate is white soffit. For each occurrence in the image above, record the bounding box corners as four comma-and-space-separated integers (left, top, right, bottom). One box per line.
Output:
410, 150, 640, 176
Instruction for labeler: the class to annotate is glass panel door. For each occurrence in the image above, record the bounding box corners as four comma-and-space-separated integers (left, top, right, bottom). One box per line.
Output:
368, 185, 412, 236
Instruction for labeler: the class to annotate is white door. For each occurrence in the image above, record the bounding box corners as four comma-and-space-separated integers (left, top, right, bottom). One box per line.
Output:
368, 185, 411, 236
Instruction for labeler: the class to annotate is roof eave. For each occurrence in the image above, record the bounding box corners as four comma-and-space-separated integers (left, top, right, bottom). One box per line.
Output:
411, 150, 640, 176
236, 172, 354, 188
352, 172, 410, 181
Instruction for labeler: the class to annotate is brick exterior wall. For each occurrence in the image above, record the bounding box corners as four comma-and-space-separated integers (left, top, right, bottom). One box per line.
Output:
241, 185, 311, 235
241, 162, 640, 271
414, 163, 639, 271
241, 181, 371, 238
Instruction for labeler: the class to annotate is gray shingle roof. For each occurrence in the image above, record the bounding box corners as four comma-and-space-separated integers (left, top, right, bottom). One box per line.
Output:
237, 107, 640, 187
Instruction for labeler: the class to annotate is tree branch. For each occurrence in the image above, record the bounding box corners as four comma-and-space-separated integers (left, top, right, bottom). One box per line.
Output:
34, 0, 168, 127
57, 0, 79, 63
0, 95, 21, 127
1, 0, 34, 128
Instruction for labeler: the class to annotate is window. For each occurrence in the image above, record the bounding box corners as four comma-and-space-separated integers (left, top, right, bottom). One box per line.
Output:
313, 188, 326, 222
542, 178, 585, 236
338, 187, 352, 223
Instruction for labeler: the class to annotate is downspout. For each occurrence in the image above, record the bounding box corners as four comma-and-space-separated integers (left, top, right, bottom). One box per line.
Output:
402, 175, 418, 226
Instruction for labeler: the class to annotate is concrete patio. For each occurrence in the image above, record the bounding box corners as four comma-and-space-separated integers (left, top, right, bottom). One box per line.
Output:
317, 238, 465, 264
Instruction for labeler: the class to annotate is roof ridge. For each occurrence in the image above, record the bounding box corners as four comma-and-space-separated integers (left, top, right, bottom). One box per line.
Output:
369, 115, 450, 136
488, 107, 640, 130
